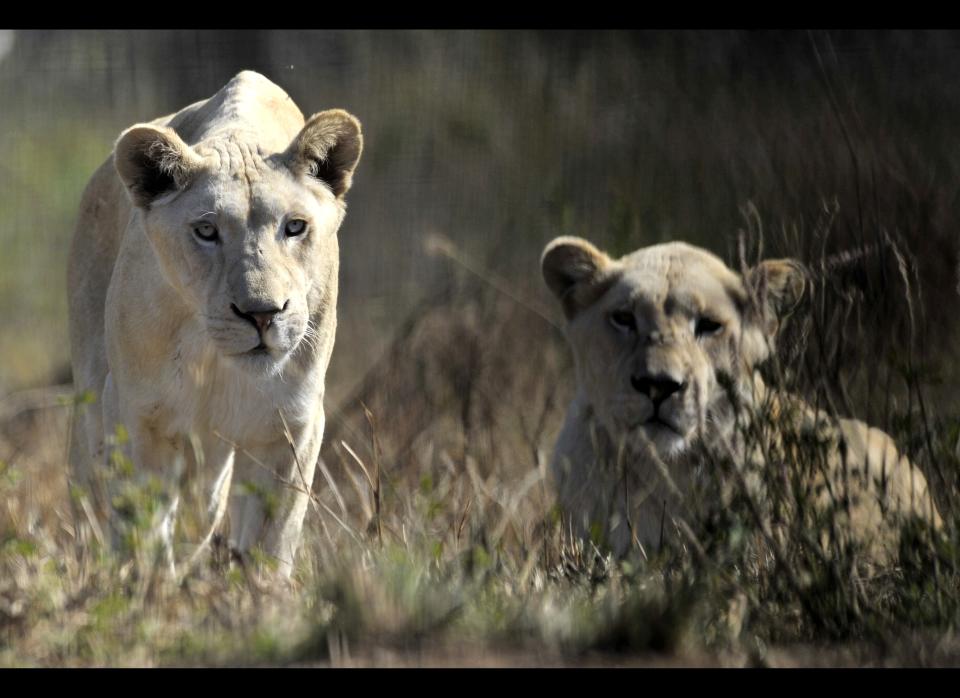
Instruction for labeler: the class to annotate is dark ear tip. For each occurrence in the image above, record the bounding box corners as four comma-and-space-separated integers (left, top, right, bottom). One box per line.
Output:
333, 109, 362, 135
752, 258, 808, 318
540, 236, 580, 286
305, 109, 363, 140
113, 124, 198, 207
115, 124, 159, 145
114, 125, 183, 160
782, 260, 809, 308
541, 236, 599, 268
540, 236, 610, 303
294, 110, 364, 198
114, 125, 158, 167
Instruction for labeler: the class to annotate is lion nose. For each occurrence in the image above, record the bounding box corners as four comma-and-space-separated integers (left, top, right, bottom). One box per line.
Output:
231, 300, 288, 334
631, 374, 686, 408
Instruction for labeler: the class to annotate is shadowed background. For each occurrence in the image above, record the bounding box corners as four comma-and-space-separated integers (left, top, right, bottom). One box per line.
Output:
1, 30, 956, 387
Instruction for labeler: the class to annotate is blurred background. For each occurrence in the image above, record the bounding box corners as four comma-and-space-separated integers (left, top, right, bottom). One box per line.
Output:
1, 29, 958, 491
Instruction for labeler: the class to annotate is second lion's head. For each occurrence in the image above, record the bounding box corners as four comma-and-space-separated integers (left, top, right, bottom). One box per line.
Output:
542, 236, 806, 458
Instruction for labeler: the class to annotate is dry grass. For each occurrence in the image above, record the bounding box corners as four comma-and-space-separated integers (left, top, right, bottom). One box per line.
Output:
1, 226, 959, 667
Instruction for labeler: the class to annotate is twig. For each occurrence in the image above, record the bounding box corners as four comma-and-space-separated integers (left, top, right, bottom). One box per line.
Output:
361, 403, 384, 547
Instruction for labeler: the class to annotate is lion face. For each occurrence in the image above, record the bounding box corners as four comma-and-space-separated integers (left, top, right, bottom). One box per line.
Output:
114, 110, 362, 377
543, 237, 805, 459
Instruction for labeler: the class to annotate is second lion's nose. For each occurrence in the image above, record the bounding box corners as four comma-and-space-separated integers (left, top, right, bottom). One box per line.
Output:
631, 373, 686, 407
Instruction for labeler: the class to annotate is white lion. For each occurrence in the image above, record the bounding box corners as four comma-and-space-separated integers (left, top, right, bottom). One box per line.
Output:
67, 71, 362, 577
542, 236, 942, 562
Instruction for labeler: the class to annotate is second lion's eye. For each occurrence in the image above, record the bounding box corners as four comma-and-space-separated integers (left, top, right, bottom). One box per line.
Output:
695, 317, 723, 337
610, 310, 637, 333
193, 222, 219, 243
285, 219, 307, 237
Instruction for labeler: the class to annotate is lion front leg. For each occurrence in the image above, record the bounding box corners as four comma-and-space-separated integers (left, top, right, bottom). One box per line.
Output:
229, 416, 323, 578
104, 408, 187, 577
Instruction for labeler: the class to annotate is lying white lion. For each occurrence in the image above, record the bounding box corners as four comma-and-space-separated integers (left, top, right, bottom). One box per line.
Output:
542, 236, 942, 562
67, 71, 362, 577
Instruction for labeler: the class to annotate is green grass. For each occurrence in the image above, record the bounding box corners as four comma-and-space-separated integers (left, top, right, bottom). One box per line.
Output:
0, 117, 117, 390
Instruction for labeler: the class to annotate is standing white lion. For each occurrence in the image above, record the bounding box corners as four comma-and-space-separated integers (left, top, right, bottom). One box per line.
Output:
67, 71, 362, 577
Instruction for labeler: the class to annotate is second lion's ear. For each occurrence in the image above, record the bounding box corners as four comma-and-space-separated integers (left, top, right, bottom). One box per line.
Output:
744, 258, 808, 337
541, 236, 614, 320
287, 109, 363, 199
114, 125, 203, 209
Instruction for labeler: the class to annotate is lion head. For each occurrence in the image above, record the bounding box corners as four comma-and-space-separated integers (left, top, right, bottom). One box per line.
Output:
113, 101, 362, 377
542, 236, 806, 459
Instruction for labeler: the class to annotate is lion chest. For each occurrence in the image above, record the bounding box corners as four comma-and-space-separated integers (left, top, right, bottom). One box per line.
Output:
147, 340, 322, 446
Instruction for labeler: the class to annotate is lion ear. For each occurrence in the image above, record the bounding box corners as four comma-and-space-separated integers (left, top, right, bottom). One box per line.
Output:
744, 258, 808, 335
114, 125, 203, 209
287, 109, 363, 199
541, 236, 614, 320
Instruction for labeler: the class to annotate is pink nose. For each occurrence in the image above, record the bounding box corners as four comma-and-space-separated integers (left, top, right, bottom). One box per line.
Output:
231, 301, 288, 335
249, 311, 278, 333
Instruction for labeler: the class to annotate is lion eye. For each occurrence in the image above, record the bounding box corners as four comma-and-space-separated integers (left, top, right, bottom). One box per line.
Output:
610, 310, 637, 333
284, 219, 307, 237
193, 222, 219, 243
695, 317, 723, 337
